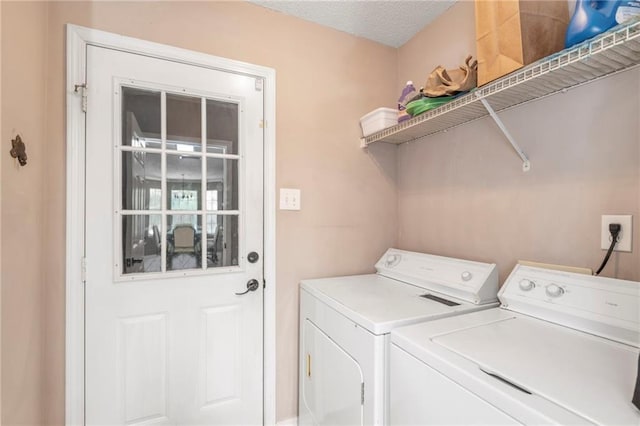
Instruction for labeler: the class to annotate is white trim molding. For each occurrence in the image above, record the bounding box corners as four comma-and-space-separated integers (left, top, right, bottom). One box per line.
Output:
65, 24, 277, 425
276, 417, 298, 426
0, 3, 3, 420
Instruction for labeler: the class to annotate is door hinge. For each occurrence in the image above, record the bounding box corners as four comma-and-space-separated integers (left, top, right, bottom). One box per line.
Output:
255, 77, 263, 92
81, 256, 87, 283
361, 382, 364, 405
306, 353, 311, 377
263, 278, 266, 289
74, 83, 87, 113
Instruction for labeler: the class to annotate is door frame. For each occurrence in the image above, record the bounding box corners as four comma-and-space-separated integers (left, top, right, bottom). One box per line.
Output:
65, 24, 277, 425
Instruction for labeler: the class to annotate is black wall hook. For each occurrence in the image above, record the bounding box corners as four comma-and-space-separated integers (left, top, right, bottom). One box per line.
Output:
10, 134, 27, 166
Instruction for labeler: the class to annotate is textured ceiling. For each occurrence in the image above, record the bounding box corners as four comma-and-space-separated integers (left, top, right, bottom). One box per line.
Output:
248, 0, 457, 48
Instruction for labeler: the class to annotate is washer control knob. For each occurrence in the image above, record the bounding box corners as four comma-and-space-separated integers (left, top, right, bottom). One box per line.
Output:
461, 271, 473, 281
545, 284, 565, 298
519, 279, 535, 291
385, 254, 400, 267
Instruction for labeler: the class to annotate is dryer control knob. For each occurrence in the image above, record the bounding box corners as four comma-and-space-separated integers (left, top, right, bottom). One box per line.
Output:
519, 279, 535, 291
461, 271, 473, 281
545, 284, 565, 298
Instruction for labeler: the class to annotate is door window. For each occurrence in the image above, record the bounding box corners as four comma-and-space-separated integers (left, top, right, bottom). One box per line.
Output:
119, 86, 241, 276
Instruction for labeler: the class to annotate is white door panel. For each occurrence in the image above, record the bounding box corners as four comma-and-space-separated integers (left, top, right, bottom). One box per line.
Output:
119, 314, 168, 424
85, 45, 263, 425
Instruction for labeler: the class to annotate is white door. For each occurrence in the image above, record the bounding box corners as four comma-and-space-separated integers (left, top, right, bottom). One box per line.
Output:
84, 45, 264, 425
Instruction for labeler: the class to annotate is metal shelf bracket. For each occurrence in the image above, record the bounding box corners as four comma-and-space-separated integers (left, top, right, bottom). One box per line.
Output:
479, 97, 531, 172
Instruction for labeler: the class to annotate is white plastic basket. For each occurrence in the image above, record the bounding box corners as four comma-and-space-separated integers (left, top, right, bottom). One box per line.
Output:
360, 107, 397, 137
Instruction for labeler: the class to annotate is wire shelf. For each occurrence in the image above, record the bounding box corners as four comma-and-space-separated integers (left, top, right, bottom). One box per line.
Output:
362, 19, 640, 146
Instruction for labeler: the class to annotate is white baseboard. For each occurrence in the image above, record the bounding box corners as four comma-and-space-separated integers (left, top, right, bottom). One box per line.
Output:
276, 416, 298, 426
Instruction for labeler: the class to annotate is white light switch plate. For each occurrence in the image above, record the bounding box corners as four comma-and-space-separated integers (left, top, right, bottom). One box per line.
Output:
601, 215, 632, 252
280, 188, 301, 210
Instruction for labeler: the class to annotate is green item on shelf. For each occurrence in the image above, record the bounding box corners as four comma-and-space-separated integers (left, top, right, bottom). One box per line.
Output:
406, 96, 456, 116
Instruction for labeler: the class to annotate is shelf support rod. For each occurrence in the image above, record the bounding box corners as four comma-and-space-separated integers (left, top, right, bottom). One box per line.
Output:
479, 98, 531, 172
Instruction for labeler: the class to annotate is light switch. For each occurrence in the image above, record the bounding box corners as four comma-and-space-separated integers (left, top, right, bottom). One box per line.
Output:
280, 188, 301, 210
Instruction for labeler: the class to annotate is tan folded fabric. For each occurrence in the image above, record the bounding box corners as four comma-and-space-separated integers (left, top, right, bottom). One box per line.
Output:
424, 55, 478, 97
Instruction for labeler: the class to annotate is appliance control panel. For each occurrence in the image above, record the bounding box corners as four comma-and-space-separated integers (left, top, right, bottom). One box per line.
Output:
500, 265, 640, 347
375, 248, 498, 305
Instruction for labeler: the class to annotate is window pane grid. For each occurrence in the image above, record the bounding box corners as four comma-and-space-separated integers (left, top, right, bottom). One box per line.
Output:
120, 210, 240, 215
120, 144, 240, 160
120, 86, 240, 276
160, 91, 167, 271
201, 98, 206, 268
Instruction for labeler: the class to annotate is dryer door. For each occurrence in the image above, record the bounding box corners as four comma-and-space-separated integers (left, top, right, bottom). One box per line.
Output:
302, 319, 363, 426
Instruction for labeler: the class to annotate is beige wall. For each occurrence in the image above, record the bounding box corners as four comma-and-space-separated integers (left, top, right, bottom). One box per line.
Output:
396, 1, 640, 283
38, 1, 398, 423
398, 1, 476, 91
1, 1, 48, 424
5, 1, 638, 425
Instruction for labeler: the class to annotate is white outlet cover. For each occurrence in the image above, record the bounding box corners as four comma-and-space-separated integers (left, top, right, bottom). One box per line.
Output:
279, 188, 301, 211
601, 215, 632, 252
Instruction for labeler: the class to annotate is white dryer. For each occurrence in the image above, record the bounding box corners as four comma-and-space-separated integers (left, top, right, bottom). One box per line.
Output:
390, 264, 640, 425
298, 248, 500, 426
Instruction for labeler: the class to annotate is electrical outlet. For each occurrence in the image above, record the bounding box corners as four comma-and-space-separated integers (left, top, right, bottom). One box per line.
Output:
601, 215, 632, 252
279, 188, 301, 210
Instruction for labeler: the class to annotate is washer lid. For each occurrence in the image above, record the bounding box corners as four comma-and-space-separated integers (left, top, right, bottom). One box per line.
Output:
300, 274, 496, 335
431, 314, 640, 425
375, 248, 498, 304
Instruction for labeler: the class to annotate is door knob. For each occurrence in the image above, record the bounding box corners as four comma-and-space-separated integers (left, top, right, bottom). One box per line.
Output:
235, 279, 260, 295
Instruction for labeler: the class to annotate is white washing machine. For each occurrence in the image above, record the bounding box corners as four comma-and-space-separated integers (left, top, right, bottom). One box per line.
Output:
390, 264, 640, 425
298, 248, 500, 426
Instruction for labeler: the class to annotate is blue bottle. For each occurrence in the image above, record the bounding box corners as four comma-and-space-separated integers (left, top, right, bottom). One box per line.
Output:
565, 0, 621, 48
